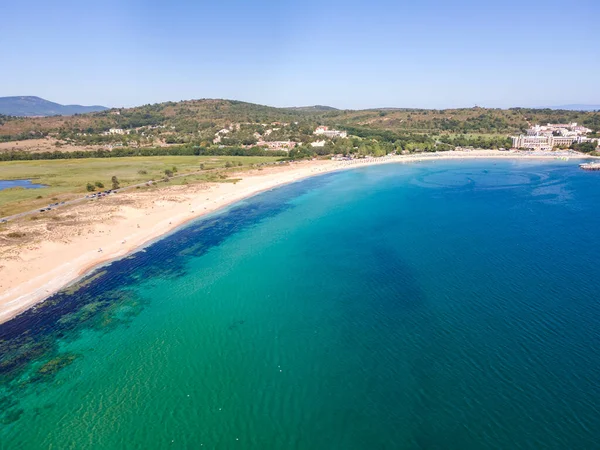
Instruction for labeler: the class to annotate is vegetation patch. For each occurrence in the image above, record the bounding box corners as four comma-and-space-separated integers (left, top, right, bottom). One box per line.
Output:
63, 270, 107, 296
33, 354, 79, 381
6, 231, 26, 239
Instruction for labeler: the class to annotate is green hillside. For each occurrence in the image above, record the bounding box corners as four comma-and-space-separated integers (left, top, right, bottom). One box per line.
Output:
1, 99, 598, 159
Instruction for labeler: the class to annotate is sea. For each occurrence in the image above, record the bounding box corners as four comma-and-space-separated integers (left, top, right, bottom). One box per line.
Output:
1, 159, 600, 449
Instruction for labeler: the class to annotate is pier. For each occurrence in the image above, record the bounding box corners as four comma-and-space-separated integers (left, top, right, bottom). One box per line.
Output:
579, 162, 600, 171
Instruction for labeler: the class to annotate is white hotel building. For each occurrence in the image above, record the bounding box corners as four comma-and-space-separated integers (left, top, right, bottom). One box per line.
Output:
512, 123, 596, 150
314, 126, 347, 139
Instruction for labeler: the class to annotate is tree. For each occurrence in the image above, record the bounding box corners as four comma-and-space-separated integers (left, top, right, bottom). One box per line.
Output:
571, 141, 597, 153
95, 181, 104, 188
111, 176, 120, 189
164, 169, 174, 177
86, 183, 95, 192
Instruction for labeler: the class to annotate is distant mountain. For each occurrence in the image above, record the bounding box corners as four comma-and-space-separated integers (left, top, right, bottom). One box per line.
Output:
547, 104, 600, 112
0, 96, 108, 117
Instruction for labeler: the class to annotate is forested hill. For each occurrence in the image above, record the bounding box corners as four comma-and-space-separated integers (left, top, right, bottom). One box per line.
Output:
1, 98, 599, 145
0, 96, 108, 117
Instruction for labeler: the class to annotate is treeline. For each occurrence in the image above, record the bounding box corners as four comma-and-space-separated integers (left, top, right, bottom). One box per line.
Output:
0, 145, 288, 161
0, 130, 48, 143
342, 126, 512, 149
438, 135, 512, 149
570, 141, 598, 153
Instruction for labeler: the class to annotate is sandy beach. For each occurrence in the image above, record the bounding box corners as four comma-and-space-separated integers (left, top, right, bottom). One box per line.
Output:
0, 150, 593, 324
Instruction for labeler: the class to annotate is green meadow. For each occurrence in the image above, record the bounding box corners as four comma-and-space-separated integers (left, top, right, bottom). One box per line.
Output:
0, 156, 280, 217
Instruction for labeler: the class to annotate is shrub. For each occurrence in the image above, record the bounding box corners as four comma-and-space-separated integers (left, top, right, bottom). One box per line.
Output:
164, 169, 174, 177
138, 170, 148, 175
86, 183, 95, 192
111, 176, 120, 189
225, 161, 233, 168
95, 181, 104, 188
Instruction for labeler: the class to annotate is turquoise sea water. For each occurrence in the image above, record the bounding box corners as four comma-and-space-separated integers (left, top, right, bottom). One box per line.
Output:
1, 160, 600, 449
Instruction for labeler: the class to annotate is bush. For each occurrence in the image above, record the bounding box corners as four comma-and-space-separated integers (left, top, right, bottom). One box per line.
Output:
164, 169, 174, 177
95, 181, 104, 188
225, 161, 233, 168
86, 183, 95, 192
7, 231, 26, 238
111, 176, 120, 189
138, 170, 148, 175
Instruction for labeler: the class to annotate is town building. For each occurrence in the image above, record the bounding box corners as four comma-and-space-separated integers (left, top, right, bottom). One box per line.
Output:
257, 141, 296, 151
212, 128, 231, 144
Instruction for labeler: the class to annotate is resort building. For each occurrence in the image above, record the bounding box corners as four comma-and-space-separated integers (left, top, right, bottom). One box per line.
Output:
512, 134, 599, 151
512, 122, 597, 150
512, 135, 553, 151
314, 126, 347, 139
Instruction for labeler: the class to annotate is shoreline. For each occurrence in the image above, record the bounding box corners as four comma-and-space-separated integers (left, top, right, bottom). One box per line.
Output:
0, 150, 594, 325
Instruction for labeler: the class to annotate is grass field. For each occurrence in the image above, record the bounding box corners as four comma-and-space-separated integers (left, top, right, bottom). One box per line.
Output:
0, 156, 280, 217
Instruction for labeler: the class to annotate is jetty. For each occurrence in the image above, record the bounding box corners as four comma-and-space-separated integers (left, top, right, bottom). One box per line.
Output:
579, 162, 600, 171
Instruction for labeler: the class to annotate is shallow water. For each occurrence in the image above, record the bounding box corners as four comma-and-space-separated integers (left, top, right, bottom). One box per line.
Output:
0, 179, 47, 191
1, 160, 600, 449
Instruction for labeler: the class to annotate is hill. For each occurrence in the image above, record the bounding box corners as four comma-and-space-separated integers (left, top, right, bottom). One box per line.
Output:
0, 96, 108, 117
285, 105, 338, 112
0, 99, 598, 154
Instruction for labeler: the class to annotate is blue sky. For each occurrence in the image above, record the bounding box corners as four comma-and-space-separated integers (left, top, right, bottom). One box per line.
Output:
2, 0, 599, 109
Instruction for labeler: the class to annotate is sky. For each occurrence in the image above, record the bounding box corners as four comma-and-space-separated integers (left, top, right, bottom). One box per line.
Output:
2, 0, 599, 110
